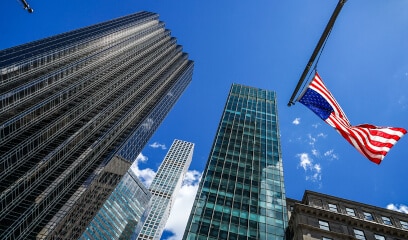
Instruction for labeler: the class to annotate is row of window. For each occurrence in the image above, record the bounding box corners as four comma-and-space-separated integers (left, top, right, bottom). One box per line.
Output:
1, 28, 170, 143
326, 203, 408, 229
2, 53, 186, 237
231, 84, 276, 101
117, 63, 191, 161
319, 220, 387, 240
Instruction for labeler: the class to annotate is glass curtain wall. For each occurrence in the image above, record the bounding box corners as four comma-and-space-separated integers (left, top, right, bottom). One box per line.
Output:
0, 11, 193, 239
183, 84, 287, 240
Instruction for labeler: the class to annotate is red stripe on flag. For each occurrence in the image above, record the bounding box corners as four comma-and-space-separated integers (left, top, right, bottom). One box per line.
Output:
309, 74, 350, 126
328, 115, 385, 164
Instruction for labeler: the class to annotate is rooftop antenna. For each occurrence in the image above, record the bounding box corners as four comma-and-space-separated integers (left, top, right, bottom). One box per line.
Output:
287, 0, 347, 106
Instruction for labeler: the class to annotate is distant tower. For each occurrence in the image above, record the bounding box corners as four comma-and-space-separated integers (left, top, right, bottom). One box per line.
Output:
183, 84, 288, 239
134, 139, 194, 240
0, 11, 193, 239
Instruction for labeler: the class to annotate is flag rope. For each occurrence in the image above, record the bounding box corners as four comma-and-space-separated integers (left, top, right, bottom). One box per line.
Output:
298, 24, 334, 102
288, 0, 347, 106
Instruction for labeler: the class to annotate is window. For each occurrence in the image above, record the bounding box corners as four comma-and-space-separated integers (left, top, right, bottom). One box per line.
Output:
346, 207, 355, 216
313, 199, 323, 208
382, 216, 392, 225
374, 234, 385, 240
400, 220, 408, 229
353, 229, 366, 240
322, 237, 332, 240
319, 220, 330, 231
363, 212, 374, 221
328, 203, 338, 212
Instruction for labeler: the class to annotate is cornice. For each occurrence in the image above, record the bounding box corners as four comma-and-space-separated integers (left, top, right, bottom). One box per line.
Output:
291, 203, 408, 239
302, 190, 408, 218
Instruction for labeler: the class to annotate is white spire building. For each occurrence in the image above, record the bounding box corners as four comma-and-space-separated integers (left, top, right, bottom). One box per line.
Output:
134, 139, 194, 240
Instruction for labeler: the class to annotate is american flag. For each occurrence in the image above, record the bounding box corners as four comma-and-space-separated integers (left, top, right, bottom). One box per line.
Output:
298, 72, 407, 164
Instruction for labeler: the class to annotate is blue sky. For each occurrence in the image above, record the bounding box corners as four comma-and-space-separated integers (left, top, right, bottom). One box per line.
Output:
2, 1, 408, 239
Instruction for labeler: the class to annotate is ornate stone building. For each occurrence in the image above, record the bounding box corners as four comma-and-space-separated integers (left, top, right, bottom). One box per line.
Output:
286, 190, 408, 240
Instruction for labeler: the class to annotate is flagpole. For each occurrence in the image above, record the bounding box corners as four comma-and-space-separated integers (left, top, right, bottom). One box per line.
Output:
288, 0, 347, 107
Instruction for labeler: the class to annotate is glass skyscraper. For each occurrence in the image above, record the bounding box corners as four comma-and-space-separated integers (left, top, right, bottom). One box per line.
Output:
183, 84, 287, 240
80, 169, 151, 240
134, 139, 194, 240
0, 11, 193, 239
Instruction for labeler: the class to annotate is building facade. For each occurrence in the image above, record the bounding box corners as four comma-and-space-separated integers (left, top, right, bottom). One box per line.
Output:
0, 11, 193, 239
134, 139, 194, 240
80, 169, 151, 240
285, 190, 408, 240
183, 84, 288, 240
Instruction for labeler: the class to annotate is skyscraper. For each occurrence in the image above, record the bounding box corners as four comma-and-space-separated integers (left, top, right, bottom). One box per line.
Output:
80, 169, 151, 240
134, 139, 194, 240
0, 11, 193, 239
183, 84, 287, 240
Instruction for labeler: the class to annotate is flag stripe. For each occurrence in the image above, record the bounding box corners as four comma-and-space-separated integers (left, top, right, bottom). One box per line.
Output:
312, 73, 348, 121
330, 114, 387, 163
328, 115, 386, 163
366, 127, 407, 141
327, 100, 403, 163
299, 72, 406, 164
309, 74, 350, 126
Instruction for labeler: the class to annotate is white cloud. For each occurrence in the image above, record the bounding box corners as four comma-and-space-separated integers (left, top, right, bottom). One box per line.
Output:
317, 132, 327, 138
324, 149, 333, 157
312, 123, 320, 128
298, 153, 312, 171
164, 170, 202, 240
306, 163, 322, 182
297, 153, 322, 183
130, 153, 156, 188
386, 203, 408, 214
311, 149, 319, 156
324, 149, 339, 160
314, 164, 321, 172
135, 152, 148, 163
307, 134, 316, 146
182, 170, 202, 185
149, 142, 167, 150
292, 118, 301, 125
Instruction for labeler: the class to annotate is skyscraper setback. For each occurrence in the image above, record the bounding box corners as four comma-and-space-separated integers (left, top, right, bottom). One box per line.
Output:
0, 11, 193, 239
183, 84, 287, 239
